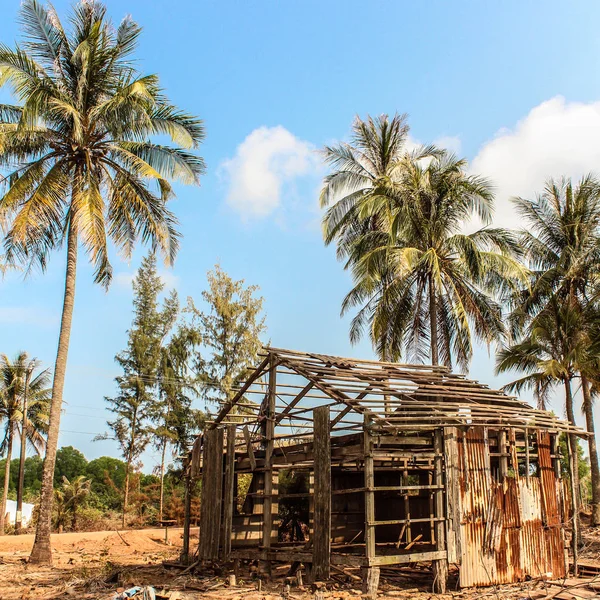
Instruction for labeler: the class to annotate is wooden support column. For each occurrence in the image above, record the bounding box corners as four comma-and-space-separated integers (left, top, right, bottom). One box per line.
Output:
362, 414, 379, 597
443, 427, 461, 564
198, 427, 224, 561
261, 357, 277, 576
313, 405, 331, 580
221, 424, 236, 560
431, 428, 448, 593
566, 434, 579, 576
181, 471, 192, 564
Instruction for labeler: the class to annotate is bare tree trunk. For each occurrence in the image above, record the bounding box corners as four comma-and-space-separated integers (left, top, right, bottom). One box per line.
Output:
159, 438, 167, 521
122, 463, 130, 529
16, 368, 31, 534
429, 275, 439, 366
0, 426, 14, 534
564, 378, 581, 546
30, 223, 78, 564
582, 376, 600, 526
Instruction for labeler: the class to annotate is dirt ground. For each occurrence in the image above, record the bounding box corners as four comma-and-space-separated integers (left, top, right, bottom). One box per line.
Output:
0, 526, 598, 600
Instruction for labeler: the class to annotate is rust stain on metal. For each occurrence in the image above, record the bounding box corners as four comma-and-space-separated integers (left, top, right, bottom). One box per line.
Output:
457, 427, 567, 587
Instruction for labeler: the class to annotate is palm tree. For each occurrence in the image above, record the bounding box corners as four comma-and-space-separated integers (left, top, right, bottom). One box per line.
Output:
0, 1, 204, 562
0, 352, 50, 533
505, 176, 600, 526
328, 149, 524, 369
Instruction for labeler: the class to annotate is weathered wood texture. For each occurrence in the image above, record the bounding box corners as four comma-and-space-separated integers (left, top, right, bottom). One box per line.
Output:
363, 415, 375, 560
313, 405, 331, 580
221, 424, 236, 559
261, 359, 277, 553
432, 428, 448, 593
198, 428, 224, 560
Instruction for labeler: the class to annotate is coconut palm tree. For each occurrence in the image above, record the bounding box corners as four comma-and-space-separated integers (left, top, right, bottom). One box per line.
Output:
333, 150, 524, 369
52, 475, 91, 532
0, 352, 50, 533
505, 176, 600, 526
0, 0, 204, 561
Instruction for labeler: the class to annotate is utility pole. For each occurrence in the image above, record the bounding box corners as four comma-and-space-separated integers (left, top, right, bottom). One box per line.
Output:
15, 364, 32, 534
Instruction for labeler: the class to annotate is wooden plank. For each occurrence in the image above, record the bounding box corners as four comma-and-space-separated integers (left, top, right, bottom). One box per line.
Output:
364, 414, 375, 561
443, 427, 460, 564
313, 405, 331, 580
221, 425, 236, 560
261, 358, 276, 563
198, 427, 224, 560
432, 428, 448, 593
368, 550, 446, 566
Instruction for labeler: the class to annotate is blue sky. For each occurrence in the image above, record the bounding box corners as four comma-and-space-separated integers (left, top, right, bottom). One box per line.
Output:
2, 0, 600, 470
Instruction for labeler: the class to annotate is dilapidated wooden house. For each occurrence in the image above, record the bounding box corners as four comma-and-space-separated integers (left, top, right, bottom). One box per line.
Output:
183, 348, 585, 593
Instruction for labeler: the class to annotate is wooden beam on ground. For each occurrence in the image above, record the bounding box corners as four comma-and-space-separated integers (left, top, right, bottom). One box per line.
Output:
313, 405, 331, 580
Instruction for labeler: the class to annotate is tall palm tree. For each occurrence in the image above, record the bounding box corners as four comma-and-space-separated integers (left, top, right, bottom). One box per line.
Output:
0, 352, 50, 533
328, 148, 524, 369
505, 176, 600, 526
0, 1, 204, 561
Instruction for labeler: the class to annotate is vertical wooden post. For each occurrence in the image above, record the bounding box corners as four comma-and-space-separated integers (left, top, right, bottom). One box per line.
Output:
566, 434, 579, 576
221, 424, 236, 560
362, 414, 378, 597
525, 428, 530, 484
443, 427, 460, 564
261, 357, 276, 575
498, 429, 508, 479
402, 459, 412, 543
198, 427, 224, 560
364, 414, 375, 561
313, 406, 331, 580
432, 428, 448, 593
181, 471, 192, 564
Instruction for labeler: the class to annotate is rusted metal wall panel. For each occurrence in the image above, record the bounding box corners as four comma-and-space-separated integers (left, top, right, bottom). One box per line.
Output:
458, 427, 567, 587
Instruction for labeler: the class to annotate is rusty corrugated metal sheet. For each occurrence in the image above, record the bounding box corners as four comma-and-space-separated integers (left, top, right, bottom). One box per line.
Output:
457, 427, 567, 587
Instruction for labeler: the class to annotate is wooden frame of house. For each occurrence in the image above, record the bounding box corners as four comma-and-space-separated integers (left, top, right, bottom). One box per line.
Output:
182, 347, 586, 593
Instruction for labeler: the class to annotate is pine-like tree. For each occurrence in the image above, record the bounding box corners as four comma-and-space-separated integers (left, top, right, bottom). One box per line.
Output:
101, 253, 177, 526
186, 265, 267, 406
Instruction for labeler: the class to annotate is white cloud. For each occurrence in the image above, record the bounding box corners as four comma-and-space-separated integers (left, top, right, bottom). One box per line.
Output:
434, 135, 462, 155
471, 96, 600, 227
220, 126, 319, 219
0, 306, 58, 327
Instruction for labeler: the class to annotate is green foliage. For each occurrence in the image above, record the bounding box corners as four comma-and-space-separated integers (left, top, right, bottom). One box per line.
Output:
321, 115, 524, 368
0, 0, 205, 284
85, 456, 126, 510
186, 264, 267, 404
54, 446, 88, 486
103, 253, 178, 473
52, 475, 91, 532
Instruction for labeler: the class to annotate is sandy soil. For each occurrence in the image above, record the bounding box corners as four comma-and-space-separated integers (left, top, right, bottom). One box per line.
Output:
0, 526, 598, 600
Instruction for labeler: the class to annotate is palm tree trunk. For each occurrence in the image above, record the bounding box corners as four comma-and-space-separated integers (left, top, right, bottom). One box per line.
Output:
429, 275, 439, 366
0, 425, 14, 534
29, 223, 78, 564
564, 378, 581, 545
159, 438, 167, 521
582, 376, 600, 526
